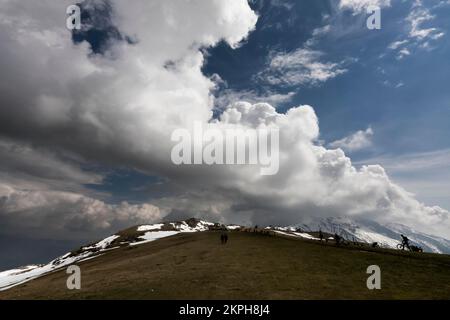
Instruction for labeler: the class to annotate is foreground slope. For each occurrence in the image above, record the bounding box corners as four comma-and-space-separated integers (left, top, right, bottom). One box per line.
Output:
0, 219, 215, 290
1, 231, 449, 299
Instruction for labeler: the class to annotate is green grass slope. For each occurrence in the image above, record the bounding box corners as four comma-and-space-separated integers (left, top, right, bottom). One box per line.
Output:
1, 231, 449, 299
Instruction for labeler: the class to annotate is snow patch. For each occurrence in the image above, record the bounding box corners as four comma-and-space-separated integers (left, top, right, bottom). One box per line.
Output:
293, 232, 320, 241
353, 229, 398, 248
83, 235, 120, 251
0, 250, 94, 291
130, 231, 180, 246
0, 235, 121, 291
137, 224, 164, 232
273, 230, 320, 240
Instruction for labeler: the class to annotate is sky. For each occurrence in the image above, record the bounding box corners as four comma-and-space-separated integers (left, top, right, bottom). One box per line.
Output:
0, 0, 449, 269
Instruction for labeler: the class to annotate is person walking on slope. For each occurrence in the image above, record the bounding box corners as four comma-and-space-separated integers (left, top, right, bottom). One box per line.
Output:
221, 228, 228, 245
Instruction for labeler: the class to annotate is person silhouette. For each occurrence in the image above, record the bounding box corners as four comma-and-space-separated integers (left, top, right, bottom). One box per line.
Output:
334, 233, 341, 246
400, 234, 410, 250
221, 229, 228, 245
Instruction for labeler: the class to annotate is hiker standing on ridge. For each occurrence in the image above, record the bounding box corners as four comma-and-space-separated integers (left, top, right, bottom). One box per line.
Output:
319, 230, 324, 242
221, 228, 228, 245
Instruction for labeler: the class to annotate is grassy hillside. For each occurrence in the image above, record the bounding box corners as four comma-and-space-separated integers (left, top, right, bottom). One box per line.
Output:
1, 231, 449, 299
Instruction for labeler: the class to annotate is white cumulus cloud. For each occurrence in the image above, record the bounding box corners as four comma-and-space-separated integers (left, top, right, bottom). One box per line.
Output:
329, 127, 374, 152
257, 48, 348, 87
339, 0, 391, 13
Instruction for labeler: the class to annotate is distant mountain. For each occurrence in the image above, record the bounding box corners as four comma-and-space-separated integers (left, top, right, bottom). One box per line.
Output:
292, 217, 450, 254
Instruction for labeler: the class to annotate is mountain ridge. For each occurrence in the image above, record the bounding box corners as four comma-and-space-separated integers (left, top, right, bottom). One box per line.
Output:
1, 216, 449, 292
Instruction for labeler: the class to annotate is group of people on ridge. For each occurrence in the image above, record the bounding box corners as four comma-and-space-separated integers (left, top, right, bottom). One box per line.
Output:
318, 229, 412, 250
218, 226, 416, 252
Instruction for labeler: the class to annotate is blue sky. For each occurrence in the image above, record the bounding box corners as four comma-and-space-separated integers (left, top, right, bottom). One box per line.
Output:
205, 0, 450, 149
202, 0, 450, 206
